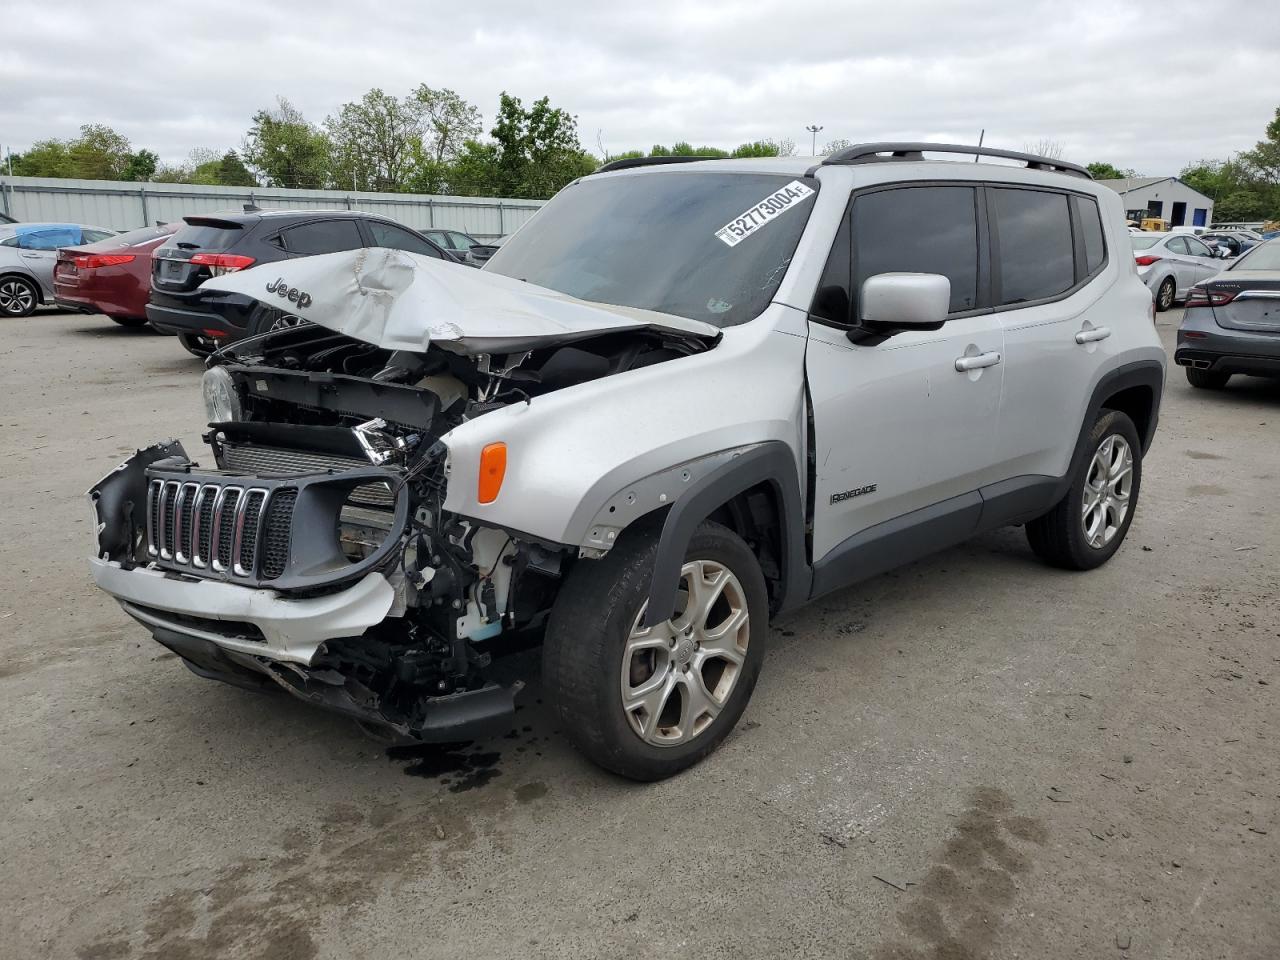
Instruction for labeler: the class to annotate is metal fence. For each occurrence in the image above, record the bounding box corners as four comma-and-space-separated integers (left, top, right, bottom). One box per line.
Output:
0, 176, 544, 240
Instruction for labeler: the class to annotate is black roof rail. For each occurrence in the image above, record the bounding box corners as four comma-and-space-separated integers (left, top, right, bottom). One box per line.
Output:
594, 155, 722, 174
822, 142, 1092, 179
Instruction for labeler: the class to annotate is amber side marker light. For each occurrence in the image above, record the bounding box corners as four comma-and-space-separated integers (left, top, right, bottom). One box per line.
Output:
478, 442, 507, 504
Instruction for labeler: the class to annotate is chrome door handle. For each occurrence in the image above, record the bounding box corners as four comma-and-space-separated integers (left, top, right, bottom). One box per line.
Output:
955, 351, 1001, 372
1075, 326, 1112, 344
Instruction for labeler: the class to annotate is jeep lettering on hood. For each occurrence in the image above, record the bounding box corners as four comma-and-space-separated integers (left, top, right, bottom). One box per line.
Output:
202, 247, 719, 354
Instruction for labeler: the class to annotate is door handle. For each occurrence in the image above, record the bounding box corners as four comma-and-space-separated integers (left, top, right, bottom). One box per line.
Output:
954, 351, 1001, 372
1075, 326, 1112, 344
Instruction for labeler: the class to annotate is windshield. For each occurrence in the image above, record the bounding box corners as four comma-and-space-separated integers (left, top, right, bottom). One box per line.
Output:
1230, 239, 1280, 271
1130, 236, 1161, 250
485, 172, 817, 327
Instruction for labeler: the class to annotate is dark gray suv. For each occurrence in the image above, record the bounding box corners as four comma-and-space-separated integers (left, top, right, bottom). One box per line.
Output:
147, 209, 457, 355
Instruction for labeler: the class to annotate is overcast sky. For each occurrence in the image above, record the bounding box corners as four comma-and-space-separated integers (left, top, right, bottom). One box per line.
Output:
4, 0, 1278, 176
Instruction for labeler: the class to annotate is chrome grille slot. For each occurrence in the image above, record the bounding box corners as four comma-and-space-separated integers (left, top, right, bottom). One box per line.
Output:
234, 490, 268, 577
261, 489, 297, 581
160, 481, 179, 559
192, 484, 215, 567
174, 482, 198, 563
213, 487, 242, 571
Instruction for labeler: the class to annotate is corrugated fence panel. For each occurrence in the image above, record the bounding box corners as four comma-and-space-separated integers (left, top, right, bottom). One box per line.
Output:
0, 176, 543, 240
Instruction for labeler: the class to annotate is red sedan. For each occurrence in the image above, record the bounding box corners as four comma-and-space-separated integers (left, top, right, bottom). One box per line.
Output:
54, 223, 177, 327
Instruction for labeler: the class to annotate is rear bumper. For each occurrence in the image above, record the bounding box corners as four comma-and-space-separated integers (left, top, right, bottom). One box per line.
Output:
146, 293, 256, 338
1176, 306, 1280, 377
53, 295, 96, 314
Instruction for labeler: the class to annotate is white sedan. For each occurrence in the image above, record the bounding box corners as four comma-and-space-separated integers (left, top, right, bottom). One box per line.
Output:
1130, 231, 1230, 312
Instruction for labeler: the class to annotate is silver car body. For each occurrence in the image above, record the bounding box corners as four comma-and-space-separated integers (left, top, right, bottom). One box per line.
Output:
1131, 231, 1227, 305
0, 222, 116, 305
87, 153, 1165, 733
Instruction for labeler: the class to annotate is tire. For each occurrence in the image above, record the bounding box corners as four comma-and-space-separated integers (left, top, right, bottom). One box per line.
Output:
1026, 409, 1142, 571
543, 518, 768, 781
177, 332, 214, 357
108, 315, 149, 328
1185, 367, 1230, 390
0, 275, 40, 318
245, 304, 304, 338
1155, 276, 1175, 312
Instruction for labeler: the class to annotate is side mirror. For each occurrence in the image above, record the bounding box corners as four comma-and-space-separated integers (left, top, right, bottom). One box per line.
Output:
859, 272, 951, 329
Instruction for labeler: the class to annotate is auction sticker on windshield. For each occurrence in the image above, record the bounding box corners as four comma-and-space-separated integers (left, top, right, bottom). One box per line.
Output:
714, 180, 816, 248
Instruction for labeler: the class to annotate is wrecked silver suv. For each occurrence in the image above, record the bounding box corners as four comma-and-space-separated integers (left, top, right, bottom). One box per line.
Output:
89, 150, 1164, 781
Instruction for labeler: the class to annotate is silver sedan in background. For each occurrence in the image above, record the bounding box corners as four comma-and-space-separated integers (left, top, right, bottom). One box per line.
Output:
1130, 231, 1231, 311
0, 222, 116, 317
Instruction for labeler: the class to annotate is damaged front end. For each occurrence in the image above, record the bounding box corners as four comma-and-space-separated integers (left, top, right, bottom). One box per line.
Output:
89, 308, 712, 741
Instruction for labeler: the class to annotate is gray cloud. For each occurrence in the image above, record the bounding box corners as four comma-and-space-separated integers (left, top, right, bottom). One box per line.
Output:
2, 0, 1277, 175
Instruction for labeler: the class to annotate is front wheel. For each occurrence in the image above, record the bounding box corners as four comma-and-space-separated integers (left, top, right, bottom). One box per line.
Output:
1026, 409, 1142, 570
543, 519, 767, 781
0, 276, 39, 317
1155, 276, 1176, 312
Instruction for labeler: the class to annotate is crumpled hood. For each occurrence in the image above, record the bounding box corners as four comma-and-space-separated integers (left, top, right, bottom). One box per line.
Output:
200, 247, 720, 354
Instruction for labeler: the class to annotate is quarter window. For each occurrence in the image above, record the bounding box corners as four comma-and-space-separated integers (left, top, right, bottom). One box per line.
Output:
991, 188, 1074, 304
283, 219, 363, 256
1077, 197, 1106, 275
851, 186, 979, 314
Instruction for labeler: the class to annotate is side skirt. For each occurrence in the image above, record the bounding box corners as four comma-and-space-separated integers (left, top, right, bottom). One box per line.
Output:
808, 474, 1061, 601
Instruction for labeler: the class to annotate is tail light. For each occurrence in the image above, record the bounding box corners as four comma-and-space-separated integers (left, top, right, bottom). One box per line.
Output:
1185, 286, 1237, 308
1134, 255, 1162, 267
73, 254, 135, 269
189, 253, 256, 276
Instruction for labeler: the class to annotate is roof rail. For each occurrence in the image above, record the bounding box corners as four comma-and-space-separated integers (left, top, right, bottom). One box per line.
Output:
594, 155, 722, 174
822, 142, 1092, 179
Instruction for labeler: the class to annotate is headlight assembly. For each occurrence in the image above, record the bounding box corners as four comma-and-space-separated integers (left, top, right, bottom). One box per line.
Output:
202, 366, 243, 423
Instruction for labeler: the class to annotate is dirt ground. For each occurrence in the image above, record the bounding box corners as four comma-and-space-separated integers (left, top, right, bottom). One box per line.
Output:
0, 307, 1276, 960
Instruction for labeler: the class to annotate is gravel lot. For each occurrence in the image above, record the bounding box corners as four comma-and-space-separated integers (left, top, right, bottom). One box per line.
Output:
1, 307, 1276, 960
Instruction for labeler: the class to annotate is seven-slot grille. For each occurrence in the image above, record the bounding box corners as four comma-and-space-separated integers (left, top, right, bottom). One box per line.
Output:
147, 479, 294, 580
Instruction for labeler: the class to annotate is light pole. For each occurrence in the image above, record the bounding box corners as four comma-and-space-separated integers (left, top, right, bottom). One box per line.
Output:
806, 124, 824, 156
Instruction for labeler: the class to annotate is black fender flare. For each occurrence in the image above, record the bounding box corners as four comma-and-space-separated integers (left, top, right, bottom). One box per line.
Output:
643, 441, 809, 625
1056, 359, 1164, 503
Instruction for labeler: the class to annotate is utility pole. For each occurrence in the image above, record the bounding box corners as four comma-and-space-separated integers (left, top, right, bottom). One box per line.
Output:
806, 124, 824, 156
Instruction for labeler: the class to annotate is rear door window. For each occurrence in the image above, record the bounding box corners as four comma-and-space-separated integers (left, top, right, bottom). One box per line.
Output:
282, 219, 364, 256
366, 220, 442, 258
851, 186, 979, 314
1166, 236, 1191, 255
991, 188, 1074, 304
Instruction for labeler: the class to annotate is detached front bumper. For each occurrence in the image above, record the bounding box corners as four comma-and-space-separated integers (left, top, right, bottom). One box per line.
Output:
88, 442, 521, 742
89, 558, 396, 665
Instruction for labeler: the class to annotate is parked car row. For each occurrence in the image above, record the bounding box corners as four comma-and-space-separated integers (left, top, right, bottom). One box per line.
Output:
0, 222, 117, 316
1, 210, 497, 356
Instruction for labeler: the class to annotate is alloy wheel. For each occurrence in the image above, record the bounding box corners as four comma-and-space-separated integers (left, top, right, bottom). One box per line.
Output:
620, 559, 750, 746
1158, 279, 1174, 310
1082, 434, 1133, 549
0, 279, 35, 315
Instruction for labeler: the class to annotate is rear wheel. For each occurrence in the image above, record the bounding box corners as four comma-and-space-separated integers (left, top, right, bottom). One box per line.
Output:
1185, 367, 1230, 390
1026, 409, 1142, 570
177, 332, 214, 357
245, 305, 304, 338
1155, 276, 1176, 312
0, 276, 39, 317
543, 519, 767, 781
108, 315, 149, 328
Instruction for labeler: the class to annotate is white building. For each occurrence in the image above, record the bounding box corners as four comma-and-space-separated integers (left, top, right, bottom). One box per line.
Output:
1098, 177, 1214, 229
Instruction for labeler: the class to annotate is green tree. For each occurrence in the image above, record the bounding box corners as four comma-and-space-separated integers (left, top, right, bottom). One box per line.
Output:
124, 149, 158, 182
479, 93, 597, 198
11, 124, 137, 179
243, 98, 333, 189
1239, 106, 1280, 186
327, 88, 421, 192
412, 86, 481, 166
1087, 161, 1139, 180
